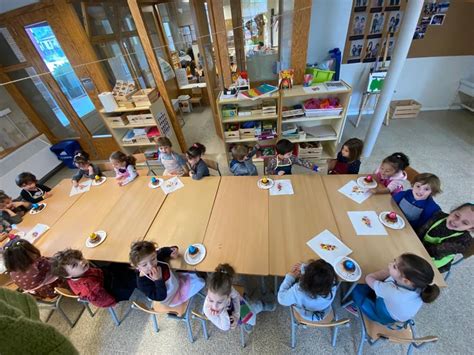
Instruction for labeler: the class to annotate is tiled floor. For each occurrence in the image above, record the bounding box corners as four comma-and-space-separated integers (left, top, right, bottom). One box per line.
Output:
43, 109, 473, 354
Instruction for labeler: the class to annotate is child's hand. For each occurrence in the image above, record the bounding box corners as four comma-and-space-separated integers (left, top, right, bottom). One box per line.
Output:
2, 208, 15, 216
88, 166, 94, 175
290, 262, 302, 278
278, 171, 285, 176
148, 266, 162, 281
170, 247, 179, 258
72, 180, 79, 188
44, 192, 52, 198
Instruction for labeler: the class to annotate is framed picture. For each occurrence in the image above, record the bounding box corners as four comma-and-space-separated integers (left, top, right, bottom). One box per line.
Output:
369, 12, 385, 35
371, 0, 385, 8
386, 11, 403, 33
354, 0, 369, 7
363, 38, 381, 62
350, 13, 368, 37
348, 39, 365, 61
367, 71, 387, 93
381, 36, 395, 58
430, 14, 445, 25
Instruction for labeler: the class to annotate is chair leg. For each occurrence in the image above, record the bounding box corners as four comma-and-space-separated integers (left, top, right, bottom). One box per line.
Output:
201, 319, 209, 340
152, 314, 159, 332
341, 282, 358, 303
240, 325, 246, 348
357, 317, 366, 355
45, 308, 55, 323
290, 308, 297, 348
407, 343, 414, 355
55, 301, 76, 328
332, 325, 339, 347
108, 307, 121, 326
120, 304, 133, 324
184, 297, 195, 343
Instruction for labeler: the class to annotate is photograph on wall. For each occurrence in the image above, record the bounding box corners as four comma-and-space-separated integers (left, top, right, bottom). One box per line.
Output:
348, 39, 365, 62
355, 0, 369, 7
386, 11, 403, 33
363, 38, 381, 62
350, 13, 367, 39
420, 16, 431, 26
423, 0, 438, 16
430, 13, 445, 25
413, 24, 428, 39
370, 0, 384, 12
368, 12, 385, 36
381, 36, 395, 59
437, 1, 450, 13
385, 0, 401, 11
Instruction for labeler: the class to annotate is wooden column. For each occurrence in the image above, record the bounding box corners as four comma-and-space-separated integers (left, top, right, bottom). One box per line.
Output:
190, 0, 223, 139
208, 0, 232, 88
128, 0, 187, 152
230, 0, 246, 72
291, 0, 312, 85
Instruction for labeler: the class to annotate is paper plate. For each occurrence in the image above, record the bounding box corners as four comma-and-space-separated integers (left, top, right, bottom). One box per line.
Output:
257, 178, 274, 190
92, 176, 107, 186
184, 243, 207, 265
357, 177, 377, 189
85, 230, 107, 248
379, 212, 406, 230
148, 178, 164, 189
334, 256, 362, 282
29, 203, 47, 215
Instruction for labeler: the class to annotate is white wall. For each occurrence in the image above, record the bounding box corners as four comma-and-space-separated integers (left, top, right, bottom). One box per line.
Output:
0, 0, 38, 13
307, 0, 474, 114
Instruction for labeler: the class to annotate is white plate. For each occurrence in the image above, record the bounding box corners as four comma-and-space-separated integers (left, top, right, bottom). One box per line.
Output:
85, 230, 107, 248
184, 243, 207, 265
379, 212, 406, 230
148, 178, 164, 189
333, 256, 362, 282
92, 176, 107, 186
257, 178, 274, 190
29, 203, 47, 215
357, 176, 377, 189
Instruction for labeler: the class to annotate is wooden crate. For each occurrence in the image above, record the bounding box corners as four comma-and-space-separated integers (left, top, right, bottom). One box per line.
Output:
132, 88, 159, 107
390, 100, 421, 119
224, 123, 240, 140
298, 142, 322, 158
107, 115, 128, 127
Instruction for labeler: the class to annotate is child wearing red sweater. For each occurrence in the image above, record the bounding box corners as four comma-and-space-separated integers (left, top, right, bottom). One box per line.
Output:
52, 249, 136, 308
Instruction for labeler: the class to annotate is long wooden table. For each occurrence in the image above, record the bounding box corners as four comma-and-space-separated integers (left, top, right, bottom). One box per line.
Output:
322, 175, 446, 286
14, 174, 445, 286
144, 177, 220, 270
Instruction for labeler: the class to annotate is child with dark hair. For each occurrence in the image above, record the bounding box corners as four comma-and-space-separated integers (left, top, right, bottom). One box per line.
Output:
4, 238, 65, 298
0, 190, 30, 225
51, 249, 136, 308
417, 203, 473, 272
129, 241, 204, 306
267, 139, 318, 176
186, 143, 209, 180
15, 172, 52, 203
371, 152, 410, 195
71, 150, 102, 187
393, 173, 441, 230
329, 138, 364, 174
350, 253, 440, 324
157, 137, 187, 176
278, 259, 337, 321
110, 151, 138, 186
230, 144, 259, 176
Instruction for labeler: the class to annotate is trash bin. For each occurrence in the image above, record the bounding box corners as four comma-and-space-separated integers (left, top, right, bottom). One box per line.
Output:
49, 140, 81, 169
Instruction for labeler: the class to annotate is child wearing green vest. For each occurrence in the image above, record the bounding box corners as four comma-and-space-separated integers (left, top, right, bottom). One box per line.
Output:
417, 203, 473, 272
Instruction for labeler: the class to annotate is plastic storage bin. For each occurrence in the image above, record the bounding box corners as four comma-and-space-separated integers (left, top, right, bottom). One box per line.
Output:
49, 140, 81, 169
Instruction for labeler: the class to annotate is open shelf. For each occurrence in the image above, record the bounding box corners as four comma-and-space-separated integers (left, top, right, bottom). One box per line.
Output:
110, 122, 157, 129
100, 106, 151, 114
287, 136, 338, 143
282, 115, 342, 124
122, 142, 157, 147
222, 114, 278, 123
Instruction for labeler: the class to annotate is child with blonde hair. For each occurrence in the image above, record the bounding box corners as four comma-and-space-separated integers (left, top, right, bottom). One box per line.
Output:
109, 151, 138, 186
157, 137, 187, 176
229, 144, 259, 176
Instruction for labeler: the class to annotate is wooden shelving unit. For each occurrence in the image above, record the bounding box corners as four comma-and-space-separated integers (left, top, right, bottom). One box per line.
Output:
99, 97, 179, 156
216, 81, 352, 173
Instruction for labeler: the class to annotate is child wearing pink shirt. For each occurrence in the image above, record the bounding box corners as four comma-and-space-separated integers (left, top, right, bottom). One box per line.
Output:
371, 152, 409, 195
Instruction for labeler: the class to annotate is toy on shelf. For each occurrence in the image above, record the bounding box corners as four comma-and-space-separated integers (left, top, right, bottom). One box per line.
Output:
279, 69, 294, 90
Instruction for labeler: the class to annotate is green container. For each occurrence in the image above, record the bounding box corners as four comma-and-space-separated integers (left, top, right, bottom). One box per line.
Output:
305, 68, 335, 84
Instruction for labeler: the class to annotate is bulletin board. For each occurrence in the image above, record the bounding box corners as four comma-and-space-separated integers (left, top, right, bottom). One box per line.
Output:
343, 0, 473, 63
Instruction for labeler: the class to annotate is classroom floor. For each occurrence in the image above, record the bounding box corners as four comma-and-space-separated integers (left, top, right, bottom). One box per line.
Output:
43, 109, 474, 354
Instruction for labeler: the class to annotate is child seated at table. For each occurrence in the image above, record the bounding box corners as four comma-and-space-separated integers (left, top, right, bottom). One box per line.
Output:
3, 238, 66, 298
328, 138, 364, 175
267, 139, 318, 176
15, 172, 52, 204
129, 241, 205, 306
0, 190, 31, 225
157, 137, 188, 176
370, 152, 409, 195
186, 143, 209, 180
110, 151, 138, 186
0, 217, 12, 242
229, 144, 259, 176
350, 253, 439, 324
71, 150, 102, 187
393, 173, 441, 230
278, 259, 337, 321
51, 249, 137, 308
417, 203, 473, 273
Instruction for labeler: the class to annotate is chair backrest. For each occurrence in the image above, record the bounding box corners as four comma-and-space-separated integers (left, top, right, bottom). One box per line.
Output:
191, 88, 202, 96
132, 300, 188, 317
291, 306, 350, 328
55, 287, 79, 299
203, 157, 221, 176
405, 166, 419, 185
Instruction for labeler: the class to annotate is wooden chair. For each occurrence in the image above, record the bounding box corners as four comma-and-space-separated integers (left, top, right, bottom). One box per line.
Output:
132, 296, 196, 342
405, 166, 419, 185
289, 305, 350, 349
357, 308, 438, 355
203, 157, 222, 176
191, 285, 247, 347
189, 88, 203, 108
33, 291, 84, 328
54, 287, 131, 326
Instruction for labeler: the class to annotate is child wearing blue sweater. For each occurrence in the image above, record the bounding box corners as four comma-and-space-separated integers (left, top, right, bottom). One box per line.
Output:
229, 144, 259, 176
393, 173, 441, 230
278, 259, 337, 322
